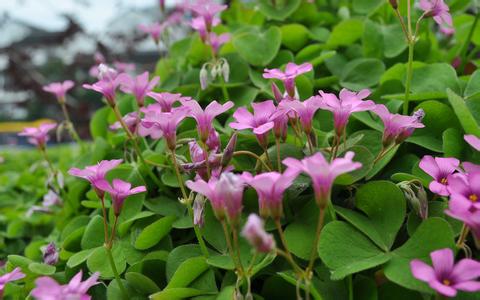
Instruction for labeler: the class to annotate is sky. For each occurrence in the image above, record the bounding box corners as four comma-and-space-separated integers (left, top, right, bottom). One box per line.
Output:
0, 0, 182, 33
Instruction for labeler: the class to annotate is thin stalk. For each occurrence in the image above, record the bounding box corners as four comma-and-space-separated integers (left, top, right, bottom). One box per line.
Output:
306, 207, 326, 272
233, 151, 272, 171
307, 134, 314, 155
232, 228, 245, 274
219, 76, 230, 101
170, 149, 188, 199
60, 102, 83, 147
111, 104, 162, 187
108, 215, 119, 247
263, 146, 274, 170
373, 144, 395, 165
245, 252, 258, 275
459, 12, 480, 73
187, 204, 210, 258
105, 246, 128, 299
275, 137, 282, 172
39, 148, 56, 175
403, 41, 415, 114
394, 8, 409, 40
221, 220, 243, 274
456, 224, 470, 248
276, 249, 304, 275
274, 219, 302, 275
171, 149, 210, 258
100, 194, 109, 244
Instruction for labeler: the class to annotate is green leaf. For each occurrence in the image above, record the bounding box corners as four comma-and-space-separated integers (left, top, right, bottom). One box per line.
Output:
87, 245, 126, 279
295, 45, 336, 66
90, 106, 110, 139
443, 128, 464, 157
81, 215, 105, 250
327, 19, 364, 48
465, 70, 480, 98
335, 146, 374, 185
166, 244, 204, 280
318, 221, 391, 280
413, 100, 461, 136
67, 248, 96, 268
134, 215, 176, 250
257, 0, 301, 21
233, 26, 281, 66
166, 256, 209, 289
353, 0, 382, 14
280, 24, 310, 52
340, 58, 385, 90
447, 89, 480, 135
28, 262, 56, 275
384, 218, 455, 293
150, 288, 211, 300
125, 272, 160, 295
411, 63, 460, 94
206, 255, 235, 270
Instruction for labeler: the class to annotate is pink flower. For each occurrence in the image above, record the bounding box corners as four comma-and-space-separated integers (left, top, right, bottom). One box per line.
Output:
465, 135, 480, 151
186, 172, 246, 222
119, 72, 160, 107
181, 99, 234, 142
242, 214, 275, 253
373, 105, 425, 146
147, 92, 191, 112
410, 248, 480, 297
96, 179, 146, 216
263, 62, 313, 97
83, 71, 124, 106
188, 0, 227, 28
278, 96, 322, 135
139, 107, 190, 150
18, 122, 57, 148
419, 155, 459, 196
283, 151, 362, 208
43, 80, 74, 103
241, 171, 297, 219
229, 100, 276, 148
190, 16, 220, 41
193, 195, 205, 227
447, 171, 480, 211
110, 112, 138, 133
0, 267, 25, 296
138, 22, 166, 44
42, 242, 59, 266
318, 89, 376, 135
32, 270, 99, 300
68, 159, 123, 195
446, 199, 480, 240
208, 32, 230, 55
419, 0, 454, 35
42, 190, 61, 207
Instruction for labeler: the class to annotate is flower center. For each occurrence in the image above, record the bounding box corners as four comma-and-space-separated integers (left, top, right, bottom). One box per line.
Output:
440, 177, 448, 185
469, 194, 478, 202
442, 279, 451, 286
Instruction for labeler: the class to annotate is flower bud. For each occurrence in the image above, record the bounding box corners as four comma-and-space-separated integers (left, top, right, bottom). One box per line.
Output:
200, 67, 208, 90
222, 60, 230, 83
389, 0, 398, 9
42, 242, 59, 265
398, 180, 428, 219
271, 82, 283, 103
222, 133, 237, 168
193, 194, 205, 228
241, 214, 275, 253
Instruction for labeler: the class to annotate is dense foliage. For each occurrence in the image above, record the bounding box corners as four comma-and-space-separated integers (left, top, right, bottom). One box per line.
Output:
1, 0, 480, 299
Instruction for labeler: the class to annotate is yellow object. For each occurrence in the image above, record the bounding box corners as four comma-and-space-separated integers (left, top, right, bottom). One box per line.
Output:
0, 119, 56, 133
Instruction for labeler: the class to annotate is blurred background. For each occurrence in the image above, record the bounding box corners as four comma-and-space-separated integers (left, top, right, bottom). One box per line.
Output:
0, 0, 194, 145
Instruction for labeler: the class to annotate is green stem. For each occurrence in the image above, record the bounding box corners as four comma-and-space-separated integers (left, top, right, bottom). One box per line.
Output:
233, 151, 272, 171
221, 220, 242, 274
105, 246, 128, 299
275, 137, 282, 172
219, 76, 230, 101
170, 150, 188, 200
100, 194, 109, 244
306, 207, 326, 272
274, 219, 303, 275
60, 102, 84, 148
403, 41, 415, 115
187, 204, 210, 258
459, 12, 480, 73
456, 224, 470, 248
111, 104, 162, 187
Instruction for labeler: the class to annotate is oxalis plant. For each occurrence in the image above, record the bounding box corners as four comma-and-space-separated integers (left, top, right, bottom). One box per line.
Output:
2, 0, 480, 299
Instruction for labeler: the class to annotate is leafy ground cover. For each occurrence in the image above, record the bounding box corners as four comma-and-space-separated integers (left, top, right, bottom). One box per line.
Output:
1, 0, 480, 299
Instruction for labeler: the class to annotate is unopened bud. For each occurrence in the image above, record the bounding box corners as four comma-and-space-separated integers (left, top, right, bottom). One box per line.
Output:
200, 67, 208, 90
193, 194, 205, 227
398, 180, 428, 219
241, 214, 275, 253
222, 133, 237, 167
42, 242, 59, 265
271, 82, 283, 103
389, 0, 398, 9
222, 60, 230, 83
